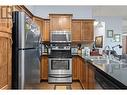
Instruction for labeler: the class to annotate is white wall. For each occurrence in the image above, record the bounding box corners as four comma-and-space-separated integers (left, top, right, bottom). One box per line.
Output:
26, 6, 93, 19
94, 16, 122, 55
94, 21, 105, 54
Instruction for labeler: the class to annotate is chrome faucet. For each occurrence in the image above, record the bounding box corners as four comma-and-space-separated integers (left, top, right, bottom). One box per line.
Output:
104, 45, 111, 59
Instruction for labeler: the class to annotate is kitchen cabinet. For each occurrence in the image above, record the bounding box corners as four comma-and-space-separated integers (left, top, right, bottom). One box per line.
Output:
82, 20, 94, 41
87, 63, 95, 89
0, 36, 12, 89
14, 5, 33, 19
40, 55, 48, 80
72, 20, 82, 42
0, 15, 12, 89
72, 19, 94, 42
81, 61, 95, 89
72, 55, 95, 89
33, 17, 50, 42
80, 58, 87, 89
72, 56, 78, 80
43, 19, 50, 42
33, 16, 44, 41
49, 14, 72, 32
77, 56, 83, 80
72, 56, 83, 80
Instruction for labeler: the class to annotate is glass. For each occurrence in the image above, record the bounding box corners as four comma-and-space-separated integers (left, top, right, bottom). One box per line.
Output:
51, 60, 69, 70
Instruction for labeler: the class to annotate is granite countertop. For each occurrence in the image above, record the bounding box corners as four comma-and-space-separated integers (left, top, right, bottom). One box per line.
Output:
73, 54, 127, 87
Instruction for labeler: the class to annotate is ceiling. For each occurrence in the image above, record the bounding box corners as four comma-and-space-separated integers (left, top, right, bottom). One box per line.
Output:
26, 6, 127, 17
92, 6, 127, 16
26, 6, 127, 32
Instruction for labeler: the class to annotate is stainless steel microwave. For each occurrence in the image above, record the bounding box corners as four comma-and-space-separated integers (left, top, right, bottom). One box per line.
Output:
50, 31, 71, 43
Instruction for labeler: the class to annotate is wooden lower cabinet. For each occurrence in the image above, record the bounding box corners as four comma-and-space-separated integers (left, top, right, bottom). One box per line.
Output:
80, 59, 87, 89
40, 55, 48, 80
72, 56, 95, 89
0, 32, 12, 89
0, 16, 12, 89
72, 57, 78, 80
86, 63, 95, 89
72, 56, 82, 80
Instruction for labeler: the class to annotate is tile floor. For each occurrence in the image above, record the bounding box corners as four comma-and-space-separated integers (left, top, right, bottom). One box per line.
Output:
25, 81, 83, 90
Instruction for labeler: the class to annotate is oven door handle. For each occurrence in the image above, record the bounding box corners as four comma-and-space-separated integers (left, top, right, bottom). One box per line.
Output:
48, 75, 72, 78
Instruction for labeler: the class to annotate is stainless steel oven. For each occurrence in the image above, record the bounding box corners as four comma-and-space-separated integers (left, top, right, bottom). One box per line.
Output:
48, 58, 72, 83
48, 43, 72, 83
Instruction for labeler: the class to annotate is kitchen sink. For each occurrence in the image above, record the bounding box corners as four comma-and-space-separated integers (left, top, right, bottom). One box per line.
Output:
92, 59, 120, 64
92, 59, 107, 64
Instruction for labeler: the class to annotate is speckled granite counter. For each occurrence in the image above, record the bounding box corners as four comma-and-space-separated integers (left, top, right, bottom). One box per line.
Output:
73, 54, 127, 88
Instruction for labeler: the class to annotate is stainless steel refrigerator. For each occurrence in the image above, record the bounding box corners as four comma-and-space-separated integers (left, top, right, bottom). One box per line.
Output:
12, 11, 41, 89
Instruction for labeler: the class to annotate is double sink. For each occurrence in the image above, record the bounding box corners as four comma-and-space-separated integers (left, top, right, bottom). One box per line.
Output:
90, 56, 119, 64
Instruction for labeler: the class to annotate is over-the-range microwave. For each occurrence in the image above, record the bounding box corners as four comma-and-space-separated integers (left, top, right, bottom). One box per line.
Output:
50, 31, 71, 43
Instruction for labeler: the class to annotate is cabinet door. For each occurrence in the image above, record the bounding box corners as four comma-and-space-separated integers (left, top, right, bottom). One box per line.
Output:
43, 19, 50, 42
33, 17, 44, 41
81, 60, 86, 89
72, 20, 82, 42
40, 56, 48, 80
0, 37, 8, 89
0, 33, 12, 89
50, 16, 60, 31
82, 21, 94, 41
72, 57, 78, 80
88, 63, 95, 89
60, 16, 71, 31
49, 14, 72, 32
0, 11, 12, 89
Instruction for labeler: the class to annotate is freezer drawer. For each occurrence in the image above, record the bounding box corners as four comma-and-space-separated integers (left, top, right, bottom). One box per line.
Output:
18, 49, 40, 89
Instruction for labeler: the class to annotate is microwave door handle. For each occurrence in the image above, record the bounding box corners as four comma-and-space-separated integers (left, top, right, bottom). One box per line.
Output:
66, 34, 68, 41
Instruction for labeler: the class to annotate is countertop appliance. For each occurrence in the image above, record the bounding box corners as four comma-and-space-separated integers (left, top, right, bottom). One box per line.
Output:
48, 43, 72, 83
12, 11, 41, 89
50, 31, 71, 43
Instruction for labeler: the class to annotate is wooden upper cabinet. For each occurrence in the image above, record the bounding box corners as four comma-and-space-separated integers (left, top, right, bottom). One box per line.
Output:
72, 19, 94, 42
49, 14, 72, 32
13, 6, 33, 19
82, 20, 94, 41
33, 17, 50, 42
0, 6, 12, 33
72, 20, 82, 42
43, 19, 50, 42
33, 16, 44, 41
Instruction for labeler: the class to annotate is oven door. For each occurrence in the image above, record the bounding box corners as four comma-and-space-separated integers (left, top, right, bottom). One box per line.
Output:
49, 58, 72, 75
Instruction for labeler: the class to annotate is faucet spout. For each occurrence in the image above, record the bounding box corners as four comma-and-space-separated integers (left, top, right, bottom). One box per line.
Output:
104, 45, 111, 59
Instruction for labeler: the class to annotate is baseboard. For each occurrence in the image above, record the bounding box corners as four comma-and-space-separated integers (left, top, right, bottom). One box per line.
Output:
40, 79, 48, 82
72, 80, 84, 89
1, 85, 8, 90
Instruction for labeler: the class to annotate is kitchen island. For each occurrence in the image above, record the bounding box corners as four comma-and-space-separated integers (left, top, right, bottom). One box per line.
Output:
82, 55, 127, 89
